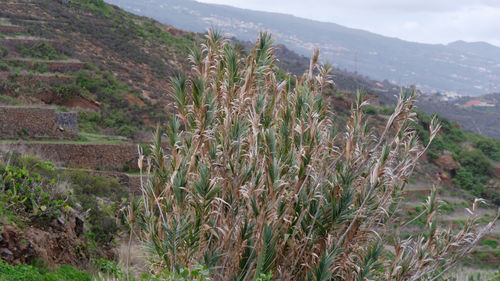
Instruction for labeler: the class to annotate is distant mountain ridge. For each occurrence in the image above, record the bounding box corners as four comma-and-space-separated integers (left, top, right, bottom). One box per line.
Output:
106, 0, 500, 96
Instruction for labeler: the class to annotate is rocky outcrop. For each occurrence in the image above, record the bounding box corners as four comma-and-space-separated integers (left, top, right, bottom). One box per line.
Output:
0, 209, 88, 267
434, 154, 461, 171
494, 163, 500, 178
436, 172, 453, 186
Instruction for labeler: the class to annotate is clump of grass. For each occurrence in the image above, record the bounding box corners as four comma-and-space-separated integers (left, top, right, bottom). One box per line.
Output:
480, 239, 499, 249
0, 259, 92, 281
133, 31, 498, 280
17, 42, 65, 60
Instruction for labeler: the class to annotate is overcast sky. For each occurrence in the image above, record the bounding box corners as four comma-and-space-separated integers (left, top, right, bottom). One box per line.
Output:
196, 0, 500, 47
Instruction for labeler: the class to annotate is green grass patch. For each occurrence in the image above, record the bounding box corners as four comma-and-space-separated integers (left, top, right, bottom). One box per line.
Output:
79, 132, 123, 140
0, 201, 25, 227
16, 42, 66, 60
0, 260, 92, 281
480, 239, 499, 249
469, 249, 500, 269
0, 60, 8, 71
0, 95, 20, 105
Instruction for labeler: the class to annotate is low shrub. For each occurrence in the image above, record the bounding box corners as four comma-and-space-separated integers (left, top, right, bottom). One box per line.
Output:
115, 124, 137, 138
0, 60, 9, 71
0, 46, 8, 57
33, 61, 50, 73
474, 138, 500, 161
480, 239, 499, 249
93, 258, 123, 278
362, 105, 378, 115
0, 165, 65, 220
458, 149, 494, 178
427, 151, 439, 160
379, 106, 395, 115
1, 152, 129, 246
54, 83, 82, 100
0, 94, 20, 105
17, 42, 64, 60
65, 170, 128, 243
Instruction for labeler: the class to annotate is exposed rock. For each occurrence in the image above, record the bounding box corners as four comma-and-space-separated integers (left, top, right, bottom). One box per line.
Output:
494, 165, 500, 178
0, 209, 90, 267
0, 226, 35, 265
485, 185, 500, 191
0, 248, 13, 263
436, 172, 453, 186
434, 155, 461, 171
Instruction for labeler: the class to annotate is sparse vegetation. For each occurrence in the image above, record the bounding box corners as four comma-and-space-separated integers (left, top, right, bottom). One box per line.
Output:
17, 42, 66, 60
0, 152, 128, 256
480, 239, 499, 249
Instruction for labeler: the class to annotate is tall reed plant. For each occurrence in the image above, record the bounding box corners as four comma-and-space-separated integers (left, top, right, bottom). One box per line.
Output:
134, 31, 498, 281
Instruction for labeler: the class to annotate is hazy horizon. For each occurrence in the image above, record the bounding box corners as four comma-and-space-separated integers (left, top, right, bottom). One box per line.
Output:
196, 0, 500, 47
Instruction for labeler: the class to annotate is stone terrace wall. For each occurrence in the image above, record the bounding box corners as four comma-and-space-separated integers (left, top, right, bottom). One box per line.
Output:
0, 37, 60, 51
0, 107, 78, 139
5, 60, 86, 73
55, 112, 78, 132
0, 142, 139, 171
0, 25, 26, 34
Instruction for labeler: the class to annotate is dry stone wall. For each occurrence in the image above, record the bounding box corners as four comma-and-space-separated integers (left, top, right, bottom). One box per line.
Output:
55, 112, 78, 132
5, 60, 86, 73
0, 25, 26, 34
0, 37, 60, 51
0, 142, 139, 171
0, 106, 78, 139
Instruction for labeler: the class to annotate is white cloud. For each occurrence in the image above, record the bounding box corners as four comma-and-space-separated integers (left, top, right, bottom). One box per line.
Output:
402, 21, 419, 30
196, 0, 500, 46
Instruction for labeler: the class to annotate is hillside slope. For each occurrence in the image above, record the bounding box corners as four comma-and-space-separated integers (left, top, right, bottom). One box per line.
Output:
1, 0, 404, 137
106, 0, 500, 96
0, 0, 201, 138
417, 93, 500, 139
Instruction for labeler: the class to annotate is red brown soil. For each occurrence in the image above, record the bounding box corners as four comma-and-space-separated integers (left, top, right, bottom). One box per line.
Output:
436, 172, 453, 186
473, 250, 500, 266
494, 164, 500, 178
404, 189, 431, 196
38, 92, 100, 110
124, 93, 146, 107
60, 96, 100, 110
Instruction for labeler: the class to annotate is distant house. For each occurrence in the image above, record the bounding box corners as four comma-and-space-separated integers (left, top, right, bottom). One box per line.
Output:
465, 100, 482, 107
464, 100, 496, 107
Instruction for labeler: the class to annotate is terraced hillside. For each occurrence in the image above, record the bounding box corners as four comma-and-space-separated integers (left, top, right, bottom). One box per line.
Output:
0, 0, 402, 138
0, 0, 202, 139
